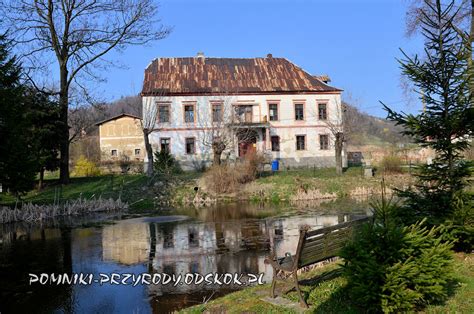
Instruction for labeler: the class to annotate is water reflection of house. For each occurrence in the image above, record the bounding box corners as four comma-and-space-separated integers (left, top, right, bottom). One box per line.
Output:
101, 213, 359, 295
102, 222, 150, 265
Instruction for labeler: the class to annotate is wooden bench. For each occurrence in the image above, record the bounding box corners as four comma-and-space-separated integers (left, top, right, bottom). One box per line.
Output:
264, 216, 370, 308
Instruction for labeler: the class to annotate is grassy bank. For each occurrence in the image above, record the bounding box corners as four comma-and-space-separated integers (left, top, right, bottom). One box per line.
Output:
181, 252, 473, 313
0, 167, 414, 210
172, 167, 414, 204
0, 174, 161, 211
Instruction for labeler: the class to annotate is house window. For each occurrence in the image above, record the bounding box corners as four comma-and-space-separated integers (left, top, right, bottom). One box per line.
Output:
188, 228, 199, 248
271, 136, 280, 152
158, 104, 170, 123
160, 138, 170, 153
269, 104, 278, 121
295, 104, 304, 120
212, 104, 223, 122
185, 137, 195, 154
189, 262, 199, 273
163, 231, 174, 249
134, 149, 141, 156
235, 105, 253, 122
318, 104, 327, 120
296, 135, 306, 150
163, 263, 175, 275
320, 134, 329, 150
184, 104, 195, 123
111, 149, 117, 156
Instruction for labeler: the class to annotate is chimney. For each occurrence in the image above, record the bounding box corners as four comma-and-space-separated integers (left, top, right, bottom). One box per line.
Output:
267, 53, 273, 58
196, 52, 205, 58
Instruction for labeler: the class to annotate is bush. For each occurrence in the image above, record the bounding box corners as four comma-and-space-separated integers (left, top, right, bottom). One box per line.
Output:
118, 154, 132, 174
236, 151, 265, 184
153, 150, 182, 175
72, 156, 101, 177
203, 152, 265, 194
379, 154, 403, 173
439, 193, 474, 252
340, 193, 454, 313
203, 164, 239, 194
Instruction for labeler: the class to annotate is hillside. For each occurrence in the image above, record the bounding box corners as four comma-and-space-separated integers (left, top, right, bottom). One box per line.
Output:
344, 102, 409, 147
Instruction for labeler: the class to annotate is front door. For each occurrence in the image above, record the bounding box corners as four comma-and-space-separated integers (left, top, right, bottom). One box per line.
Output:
238, 141, 257, 157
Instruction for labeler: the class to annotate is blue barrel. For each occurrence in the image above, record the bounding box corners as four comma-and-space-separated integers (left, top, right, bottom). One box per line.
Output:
271, 160, 279, 171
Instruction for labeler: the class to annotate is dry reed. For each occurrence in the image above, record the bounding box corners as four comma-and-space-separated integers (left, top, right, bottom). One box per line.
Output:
0, 197, 128, 224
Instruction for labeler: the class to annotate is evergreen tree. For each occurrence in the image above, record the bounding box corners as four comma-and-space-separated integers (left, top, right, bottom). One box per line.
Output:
24, 89, 62, 189
383, 0, 474, 222
0, 34, 36, 197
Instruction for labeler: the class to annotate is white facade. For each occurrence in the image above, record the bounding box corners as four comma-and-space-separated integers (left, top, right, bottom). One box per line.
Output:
142, 93, 345, 170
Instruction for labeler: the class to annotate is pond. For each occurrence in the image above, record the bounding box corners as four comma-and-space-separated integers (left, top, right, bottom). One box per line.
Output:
0, 198, 371, 313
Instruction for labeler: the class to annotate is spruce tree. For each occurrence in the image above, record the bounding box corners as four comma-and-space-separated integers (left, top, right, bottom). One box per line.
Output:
0, 34, 36, 197
383, 0, 474, 221
24, 89, 62, 189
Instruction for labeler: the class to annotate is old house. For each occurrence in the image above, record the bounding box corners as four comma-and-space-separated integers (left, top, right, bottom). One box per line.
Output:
141, 53, 345, 170
96, 113, 145, 161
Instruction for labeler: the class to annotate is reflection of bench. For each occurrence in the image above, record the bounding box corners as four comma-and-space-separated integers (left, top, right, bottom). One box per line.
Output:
264, 217, 369, 308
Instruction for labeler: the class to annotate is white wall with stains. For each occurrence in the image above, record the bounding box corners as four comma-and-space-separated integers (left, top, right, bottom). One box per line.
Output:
142, 93, 345, 170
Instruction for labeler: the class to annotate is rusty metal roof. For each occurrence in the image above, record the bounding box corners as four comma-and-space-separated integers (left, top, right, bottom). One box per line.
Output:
141, 56, 342, 96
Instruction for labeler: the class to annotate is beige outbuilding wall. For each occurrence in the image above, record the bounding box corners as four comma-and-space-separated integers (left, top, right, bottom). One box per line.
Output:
98, 115, 145, 161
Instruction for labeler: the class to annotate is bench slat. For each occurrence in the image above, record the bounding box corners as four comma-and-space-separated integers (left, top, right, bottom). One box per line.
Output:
299, 240, 347, 263
300, 236, 348, 255
305, 217, 369, 238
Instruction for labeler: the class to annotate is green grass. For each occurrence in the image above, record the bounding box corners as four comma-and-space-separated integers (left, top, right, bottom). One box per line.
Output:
0, 174, 151, 209
244, 166, 413, 202
0, 166, 412, 211
172, 166, 408, 205
0, 171, 207, 211
181, 253, 473, 313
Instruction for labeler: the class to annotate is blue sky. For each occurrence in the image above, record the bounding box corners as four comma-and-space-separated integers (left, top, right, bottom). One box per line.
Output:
103, 0, 424, 118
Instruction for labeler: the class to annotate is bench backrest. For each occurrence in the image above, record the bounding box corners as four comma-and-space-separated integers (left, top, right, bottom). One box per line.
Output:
297, 217, 370, 268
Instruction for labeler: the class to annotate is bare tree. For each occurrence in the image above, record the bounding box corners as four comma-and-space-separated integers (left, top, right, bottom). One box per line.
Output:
313, 99, 359, 175
198, 95, 260, 166
1, 0, 170, 183
140, 96, 158, 176
405, 0, 473, 93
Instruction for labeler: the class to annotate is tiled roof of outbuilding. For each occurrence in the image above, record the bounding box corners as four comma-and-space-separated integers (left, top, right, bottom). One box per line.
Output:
141, 56, 341, 96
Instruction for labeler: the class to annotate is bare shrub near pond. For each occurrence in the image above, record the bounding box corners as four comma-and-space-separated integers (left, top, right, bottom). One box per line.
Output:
203, 164, 239, 194
379, 155, 403, 174
203, 153, 266, 194
0, 198, 128, 224
291, 189, 337, 201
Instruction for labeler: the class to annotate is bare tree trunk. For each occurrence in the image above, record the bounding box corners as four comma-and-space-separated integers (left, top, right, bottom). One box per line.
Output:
213, 151, 222, 165
59, 65, 70, 184
335, 132, 343, 175
144, 130, 154, 176
212, 142, 226, 166
38, 167, 45, 190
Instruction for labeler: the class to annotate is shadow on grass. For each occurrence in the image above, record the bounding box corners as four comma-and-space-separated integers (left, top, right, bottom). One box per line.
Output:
299, 268, 343, 286
304, 271, 462, 314
282, 268, 362, 313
